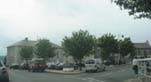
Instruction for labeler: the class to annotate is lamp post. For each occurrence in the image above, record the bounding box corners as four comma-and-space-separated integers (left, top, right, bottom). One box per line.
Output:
118, 34, 124, 65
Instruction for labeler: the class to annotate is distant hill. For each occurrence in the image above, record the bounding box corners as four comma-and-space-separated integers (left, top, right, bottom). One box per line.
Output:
0, 56, 5, 61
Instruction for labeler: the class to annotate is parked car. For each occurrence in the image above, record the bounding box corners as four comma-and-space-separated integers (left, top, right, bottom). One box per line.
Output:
0, 61, 9, 82
28, 58, 47, 72
103, 60, 113, 66
63, 63, 75, 72
85, 59, 106, 72
76, 63, 85, 67
47, 62, 56, 69
55, 63, 64, 70
20, 62, 29, 70
9, 63, 20, 69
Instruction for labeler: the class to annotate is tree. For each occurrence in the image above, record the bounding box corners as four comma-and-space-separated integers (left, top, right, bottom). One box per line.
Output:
34, 39, 55, 60
97, 33, 118, 61
119, 37, 135, 60
20, 46, 33, 61
62, 30, 95, 68
112, 0, 151, 19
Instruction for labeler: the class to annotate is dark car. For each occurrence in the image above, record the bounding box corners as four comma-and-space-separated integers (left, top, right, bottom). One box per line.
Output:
55, 63, 64, 70
20, 63, 29, 70
103, 60, 113, 66
47, 63, 57, 69
63, 63, 78, 71
0, 61, 9, 82
9, 64, 20, 69
75, 63, 85, 67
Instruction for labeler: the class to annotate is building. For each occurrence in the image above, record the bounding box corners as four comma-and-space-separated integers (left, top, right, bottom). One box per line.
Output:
6, 38, 66, 66
134, 41, 151, 58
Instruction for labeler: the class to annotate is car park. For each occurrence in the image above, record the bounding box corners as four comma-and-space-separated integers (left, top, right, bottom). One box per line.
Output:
85, 59, 106, 72
0, 61, 9, 82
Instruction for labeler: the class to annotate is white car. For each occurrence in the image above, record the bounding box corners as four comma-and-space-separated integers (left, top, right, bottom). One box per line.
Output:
85, 59, 106, 72
63, 64, 74, 72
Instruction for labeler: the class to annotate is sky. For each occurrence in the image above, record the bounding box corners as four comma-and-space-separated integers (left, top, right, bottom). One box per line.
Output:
0, 0, 151, 56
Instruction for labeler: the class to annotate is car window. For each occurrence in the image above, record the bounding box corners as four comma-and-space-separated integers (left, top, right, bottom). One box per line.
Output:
0, 62, 2, 67
86, 60, 95, 64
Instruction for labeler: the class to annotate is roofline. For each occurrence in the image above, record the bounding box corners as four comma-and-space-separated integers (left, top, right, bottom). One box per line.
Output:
7, 45, 35, 48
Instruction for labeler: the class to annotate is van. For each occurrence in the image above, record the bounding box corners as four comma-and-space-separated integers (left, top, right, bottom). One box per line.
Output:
85, 59, 106, 72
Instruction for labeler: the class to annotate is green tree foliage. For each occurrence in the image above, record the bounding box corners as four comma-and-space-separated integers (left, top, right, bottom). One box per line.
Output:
62, 30, 95, 63
119, 37, 135, 58
97, 33, 118, 60
119, 38, 135, 57
112, 0, 151, 19
34, 39, 55, 59
20, 46, 33, 61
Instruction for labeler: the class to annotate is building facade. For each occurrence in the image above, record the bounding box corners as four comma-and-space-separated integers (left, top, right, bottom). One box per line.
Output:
6, 38, 66, 66
134, 41, 151, 58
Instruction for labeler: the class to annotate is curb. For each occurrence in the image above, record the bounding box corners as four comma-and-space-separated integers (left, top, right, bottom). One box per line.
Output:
45, 69, 82, 75
124, 78, 141, 82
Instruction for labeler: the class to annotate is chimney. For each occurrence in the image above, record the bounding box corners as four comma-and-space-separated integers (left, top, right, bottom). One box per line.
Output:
146, 40, 149, 45
25, 37, 28, 41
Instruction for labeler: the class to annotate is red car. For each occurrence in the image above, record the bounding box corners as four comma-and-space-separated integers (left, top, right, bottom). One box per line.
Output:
0, 61, 9, 82
28, 58, 47, 72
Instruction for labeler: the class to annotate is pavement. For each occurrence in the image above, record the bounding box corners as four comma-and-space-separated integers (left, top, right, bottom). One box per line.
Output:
8, 64, 136, 82
125, 76, 151, 82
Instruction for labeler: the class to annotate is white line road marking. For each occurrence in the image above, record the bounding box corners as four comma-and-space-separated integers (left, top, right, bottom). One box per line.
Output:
117, 69, 126, 72
105, 73, 112, 76
79, 77, 105, 82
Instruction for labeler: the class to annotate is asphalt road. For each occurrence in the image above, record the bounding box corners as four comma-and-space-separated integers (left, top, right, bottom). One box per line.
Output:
9, 65, 135, 82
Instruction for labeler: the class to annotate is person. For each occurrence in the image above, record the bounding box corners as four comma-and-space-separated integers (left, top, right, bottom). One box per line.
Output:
132, 57, 138, 77
146, 61, 150, 75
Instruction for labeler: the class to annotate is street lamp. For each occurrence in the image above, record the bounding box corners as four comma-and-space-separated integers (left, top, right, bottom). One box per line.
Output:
117, 34, 124, 65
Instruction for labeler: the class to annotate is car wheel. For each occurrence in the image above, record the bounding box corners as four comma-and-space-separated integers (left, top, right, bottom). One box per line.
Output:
2, 78, 9, 82
103, 67, 106, 71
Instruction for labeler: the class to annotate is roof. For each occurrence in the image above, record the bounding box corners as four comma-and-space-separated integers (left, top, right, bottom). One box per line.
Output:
136, 58, 151, 61
133, 42, 151, 49
7, 40, 37, 48
7, 39, 61, 48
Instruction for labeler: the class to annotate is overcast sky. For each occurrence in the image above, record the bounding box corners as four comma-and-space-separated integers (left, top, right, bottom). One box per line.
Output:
0, 0, 151, 56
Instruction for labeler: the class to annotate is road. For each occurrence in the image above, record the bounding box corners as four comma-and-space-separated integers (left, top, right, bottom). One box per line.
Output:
9, 65, 135, 82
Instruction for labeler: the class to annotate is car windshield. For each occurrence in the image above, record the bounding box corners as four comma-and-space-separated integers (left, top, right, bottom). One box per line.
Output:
86, 60, 95, 64
0, 0, 151, 82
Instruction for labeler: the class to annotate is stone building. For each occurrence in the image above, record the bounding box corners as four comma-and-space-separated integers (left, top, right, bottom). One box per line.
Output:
6, 38, 66, 66
134, 41, 151, 58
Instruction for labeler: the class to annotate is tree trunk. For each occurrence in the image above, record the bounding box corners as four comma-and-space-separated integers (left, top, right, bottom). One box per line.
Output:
79, 60, 82, 71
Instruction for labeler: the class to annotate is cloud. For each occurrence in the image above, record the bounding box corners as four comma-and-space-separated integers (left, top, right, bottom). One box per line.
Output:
0, 0, 151, 56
